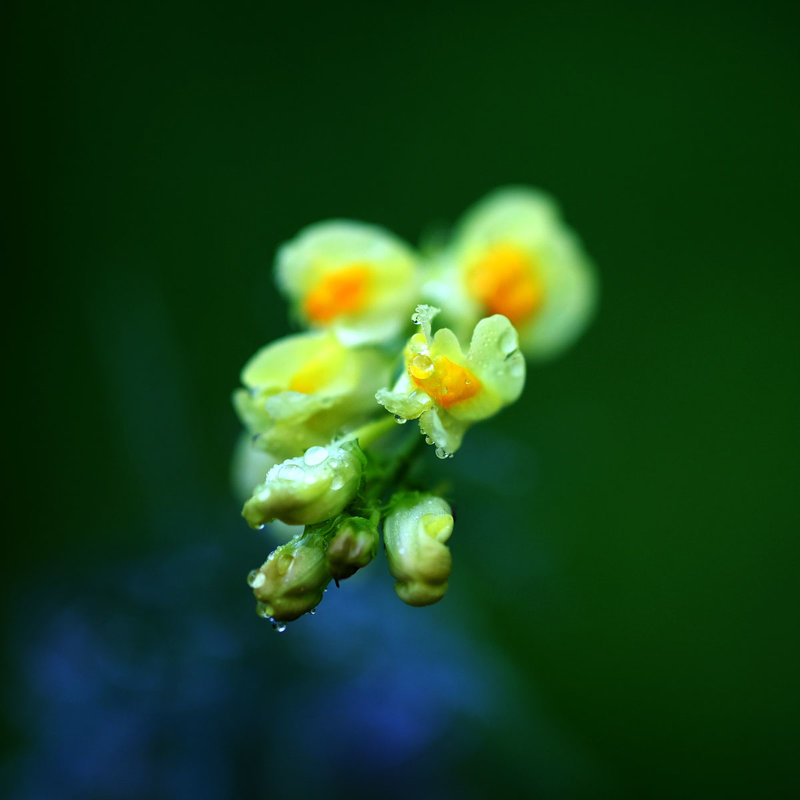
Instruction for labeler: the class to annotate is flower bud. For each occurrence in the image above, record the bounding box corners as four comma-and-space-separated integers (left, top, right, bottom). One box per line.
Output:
326, 516, 379, 581
242, 440, 364, 528
384, 493, 454, 607
248, 532, 332, 622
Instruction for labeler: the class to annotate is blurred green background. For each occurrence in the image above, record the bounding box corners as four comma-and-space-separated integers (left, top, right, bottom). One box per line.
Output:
5, 1, 799, 798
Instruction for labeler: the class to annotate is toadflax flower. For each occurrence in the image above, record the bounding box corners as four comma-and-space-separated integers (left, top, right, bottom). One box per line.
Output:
423, 186, 597, 360
376, 305, 525, 457
384, 493, 454, 606
233, 330, 391, 459
275, 220, 420, 345
242, 440, 365, 528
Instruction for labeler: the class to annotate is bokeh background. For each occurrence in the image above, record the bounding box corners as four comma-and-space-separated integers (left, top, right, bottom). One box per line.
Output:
5, 1, 800, 798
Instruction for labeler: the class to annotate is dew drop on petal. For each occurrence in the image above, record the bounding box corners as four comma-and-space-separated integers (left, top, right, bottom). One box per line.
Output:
410, 354, 434, 380
499, 327, 519, 356
394, 415, 407, 424
331, 475, 344, 490
435, 447, 449, 460
425, 435, 433, 445
275, 622, 287, 633
304, 446, 329, 466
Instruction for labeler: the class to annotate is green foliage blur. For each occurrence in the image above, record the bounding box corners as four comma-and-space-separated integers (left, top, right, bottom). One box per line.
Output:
6, 1, 800, 798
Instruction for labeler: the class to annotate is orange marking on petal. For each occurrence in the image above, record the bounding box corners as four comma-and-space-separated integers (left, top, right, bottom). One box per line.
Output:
466, 243, 543, 326
304, 263, 372, 323
409, 353, 482, 409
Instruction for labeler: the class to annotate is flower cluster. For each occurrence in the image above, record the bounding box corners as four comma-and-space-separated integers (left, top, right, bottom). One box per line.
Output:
233, 187, 597, 627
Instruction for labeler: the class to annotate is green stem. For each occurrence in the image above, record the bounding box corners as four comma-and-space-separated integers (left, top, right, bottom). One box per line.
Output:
351, 415, 397, 449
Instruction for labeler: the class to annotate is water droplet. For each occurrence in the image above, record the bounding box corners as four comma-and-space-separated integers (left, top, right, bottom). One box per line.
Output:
499, 327, 518, 355
394, 415, 407, 424
331, 475, 344, 490
304, 446, 328, 466
247, 569, 266, 589
256, 524, 265, 530
410, 354, 434, 380
425, 435, 433, 445
274, 622, 287, 633
255, 602, 270, 618
309, 607, 317, 616
435, 446, 449, 460
279, 463, 305, 482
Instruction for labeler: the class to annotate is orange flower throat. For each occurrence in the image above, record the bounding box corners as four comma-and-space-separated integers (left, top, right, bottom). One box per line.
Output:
466, 243, 543, 326
304, 263, 372, 323
408, 352, 481, 409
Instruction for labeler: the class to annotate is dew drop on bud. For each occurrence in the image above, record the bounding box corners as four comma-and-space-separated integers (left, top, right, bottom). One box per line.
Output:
278, 463, 305, 482
304, 446, 328, 466
247, 569, 265, 588
434, 446, 449, 460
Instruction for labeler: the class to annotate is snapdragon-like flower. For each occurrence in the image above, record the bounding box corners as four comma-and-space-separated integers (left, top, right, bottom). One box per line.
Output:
242, 440, 365, 528
424, 187, 597, 360
384, 493, 454, 606
233, 331, 391, 459
276, 220, 420, 345
376, 305, 525, 457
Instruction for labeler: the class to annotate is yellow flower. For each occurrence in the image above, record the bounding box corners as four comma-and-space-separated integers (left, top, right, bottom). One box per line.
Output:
384, 493, 454, 607
276, 220, 420, 345
233, 331, 391, 459
424, 187, 597, 360
376, 305, 525, 457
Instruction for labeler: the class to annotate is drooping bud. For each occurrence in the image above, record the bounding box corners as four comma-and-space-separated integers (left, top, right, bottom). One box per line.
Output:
242, 440, 365, 528
247, 531, 332, 622
326, 515, 379, 582
383, 492, 454, 607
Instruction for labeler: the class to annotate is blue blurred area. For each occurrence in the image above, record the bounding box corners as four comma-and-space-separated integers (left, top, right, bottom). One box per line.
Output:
5, 531, 598, 800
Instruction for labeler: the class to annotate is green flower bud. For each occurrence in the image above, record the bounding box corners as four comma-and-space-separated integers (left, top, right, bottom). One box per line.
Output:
384, 493, 454, 607
326, 515, 379, 582
247, 531, 332, 622
242, 440, 364, 528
